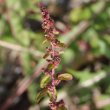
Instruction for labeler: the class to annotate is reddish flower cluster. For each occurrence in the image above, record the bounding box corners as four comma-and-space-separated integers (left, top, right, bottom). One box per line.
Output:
49, 100, 66, 110
40, 4, 57, 40
40, 3, 66, 48
40, 4, 65, 109
36, 3, 72, 110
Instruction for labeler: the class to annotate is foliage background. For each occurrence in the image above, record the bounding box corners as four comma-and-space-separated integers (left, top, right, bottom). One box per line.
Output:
0, 0, 110, 110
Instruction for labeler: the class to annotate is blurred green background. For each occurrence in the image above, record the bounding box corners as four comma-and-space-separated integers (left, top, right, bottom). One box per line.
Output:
0, 0, 110, 110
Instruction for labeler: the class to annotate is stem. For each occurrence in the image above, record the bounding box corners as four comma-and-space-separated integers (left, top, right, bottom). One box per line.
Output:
51, 43, 55, 87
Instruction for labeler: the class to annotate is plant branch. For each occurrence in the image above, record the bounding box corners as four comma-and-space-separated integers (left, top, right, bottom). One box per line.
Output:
0, 40, 43, 57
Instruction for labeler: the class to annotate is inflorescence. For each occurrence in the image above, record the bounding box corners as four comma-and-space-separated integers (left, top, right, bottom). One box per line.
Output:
36, 3, 73, 110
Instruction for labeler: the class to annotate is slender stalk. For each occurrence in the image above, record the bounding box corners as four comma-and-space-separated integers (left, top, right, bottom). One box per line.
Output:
51, 43, 55, 87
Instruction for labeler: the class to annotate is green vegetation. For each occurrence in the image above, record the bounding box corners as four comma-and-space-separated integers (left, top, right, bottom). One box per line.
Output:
0, 0, 110, 110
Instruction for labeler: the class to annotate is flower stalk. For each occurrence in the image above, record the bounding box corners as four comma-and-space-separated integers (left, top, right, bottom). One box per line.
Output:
36, 3, 73, 110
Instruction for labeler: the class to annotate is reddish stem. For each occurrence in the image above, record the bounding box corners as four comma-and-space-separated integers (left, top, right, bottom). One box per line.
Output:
51, 43, 55, 87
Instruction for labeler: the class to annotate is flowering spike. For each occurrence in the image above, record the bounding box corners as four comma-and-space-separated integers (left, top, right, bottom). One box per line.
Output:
37, 3, 72, 110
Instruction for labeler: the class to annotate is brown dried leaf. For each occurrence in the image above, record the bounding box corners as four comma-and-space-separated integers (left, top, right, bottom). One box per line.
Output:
43, 53, 49, 59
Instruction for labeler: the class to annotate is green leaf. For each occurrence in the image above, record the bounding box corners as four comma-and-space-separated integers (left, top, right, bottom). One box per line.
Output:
36, 89, 47, 103
28, 82, 38, 104
58, 73, 73, 81
40, 75, 51, 88
48, 87, 57, 102
67, 68, 105, 83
